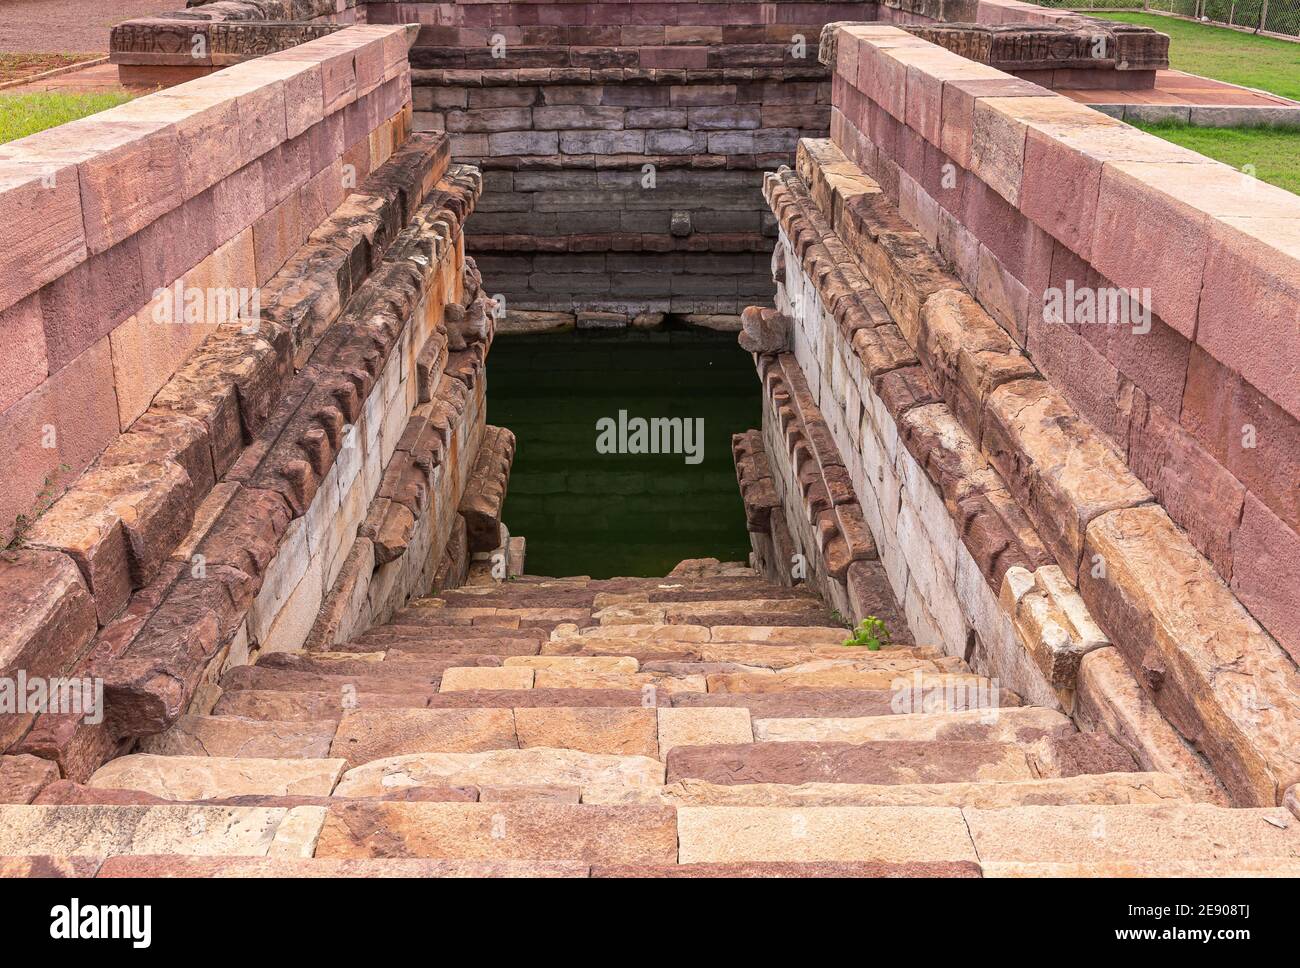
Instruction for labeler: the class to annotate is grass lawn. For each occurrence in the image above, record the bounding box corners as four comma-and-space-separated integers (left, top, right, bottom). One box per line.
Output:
0, 91, 136, 145
1128, 119, 1300, 193
1084, 12, 1300, 101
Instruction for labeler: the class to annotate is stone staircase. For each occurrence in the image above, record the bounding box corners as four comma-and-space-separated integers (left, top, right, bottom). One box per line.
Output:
3, 560, 1299, 878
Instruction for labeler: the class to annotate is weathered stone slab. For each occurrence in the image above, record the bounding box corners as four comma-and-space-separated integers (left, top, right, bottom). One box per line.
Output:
439, 666, 534, 692
330, 708, 518, 767
0, 804, 320, 857
657, 707, 754, 756
87, 754, 346, 800
0, 855, 104, 877
138, 715, 338, 759
666, 740, 1032, 786
964, 804, 1300, 863
593, 860, 979, 877
513, 708, 658, 758
677, 805, 978, 863
96, 856, 589, 877
751, 706, 1069, 744
315, 802, 678, 863
1079, 505, 1300, 806
333, 748, 666, 798
0, 754, 62, 804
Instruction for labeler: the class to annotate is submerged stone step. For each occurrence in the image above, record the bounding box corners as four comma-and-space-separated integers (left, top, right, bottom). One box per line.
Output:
332, 748, 667, 798
583, 772, 1189, 808
676, 806, 979, 864
86, 755, 347, 801
138, 716, 339, 759
665, 741, 1034, 786
314, 802, 678, 864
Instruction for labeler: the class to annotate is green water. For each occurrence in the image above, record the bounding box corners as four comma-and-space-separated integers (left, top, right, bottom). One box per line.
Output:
487, 326, 761, 578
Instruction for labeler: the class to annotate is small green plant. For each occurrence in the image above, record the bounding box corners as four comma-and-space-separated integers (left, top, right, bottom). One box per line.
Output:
843, 616, 890, 651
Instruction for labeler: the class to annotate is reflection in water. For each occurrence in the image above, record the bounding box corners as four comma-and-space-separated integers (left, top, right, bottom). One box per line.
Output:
487, 325, 761, 578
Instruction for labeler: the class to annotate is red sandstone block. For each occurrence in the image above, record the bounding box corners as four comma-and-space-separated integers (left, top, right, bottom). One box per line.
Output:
1180, 346, 1300, 535
938, 76, 1047, 173
1091, 161, 1220, 340
135, 190, 219, 297
1196, 214, 1300, 422
111, 84, 242, 201
1125, 387, 1244, 581
38, 233, 146, 374
210, 160, 268, 248
0, 295, 48, 414
1020, 129, 1097, 261
233, 80, 288, 170
1232, 493, 1300, 663
285, 62, 326, 140
70, 118, 182, 255
253, 193, 306, 286
0, 158, 86, 312
0, 337, 121, 549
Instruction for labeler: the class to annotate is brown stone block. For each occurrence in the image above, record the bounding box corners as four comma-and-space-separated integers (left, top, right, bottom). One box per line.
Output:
0, 551, 98, 751
981, 378, 1152, 581
1079, 505, 1300, 806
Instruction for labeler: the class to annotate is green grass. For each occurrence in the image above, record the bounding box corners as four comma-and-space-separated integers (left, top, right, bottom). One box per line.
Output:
1084, 12, 1300, 100
1129, 119, 1300, 193
0, 91, 136, 145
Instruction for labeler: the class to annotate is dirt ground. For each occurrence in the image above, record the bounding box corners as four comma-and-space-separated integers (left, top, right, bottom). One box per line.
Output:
0, 0, 181, 53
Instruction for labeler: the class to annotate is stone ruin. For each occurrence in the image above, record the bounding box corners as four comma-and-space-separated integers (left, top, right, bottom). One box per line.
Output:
0, 2, 1296, 875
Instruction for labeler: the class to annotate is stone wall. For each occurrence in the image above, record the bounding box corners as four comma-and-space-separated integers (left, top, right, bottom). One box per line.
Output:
825, 24, 1299, 667
0, 27, 493, 783
393, 0, 874, 324
745, 22, 1300, 807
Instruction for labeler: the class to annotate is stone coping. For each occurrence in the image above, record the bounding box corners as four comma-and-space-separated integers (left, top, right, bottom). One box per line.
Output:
764, 137, 1300, 807
822, 22, 1299, 425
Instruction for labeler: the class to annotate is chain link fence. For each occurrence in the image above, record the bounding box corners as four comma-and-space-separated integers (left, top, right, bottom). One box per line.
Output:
1029, 0, 1300, 37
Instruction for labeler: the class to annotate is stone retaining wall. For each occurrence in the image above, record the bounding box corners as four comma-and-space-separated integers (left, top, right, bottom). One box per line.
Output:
826, 23, 1299, 666
0, 27, 494, 784
746, 23, 1300, 806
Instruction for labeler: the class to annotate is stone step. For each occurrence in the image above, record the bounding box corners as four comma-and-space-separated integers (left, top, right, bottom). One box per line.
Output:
345, 635, 543, 657
0, 804, 329, 858
138, 716, 340, 759
665, 741, 1036, 786
751, 707, 1072, 745
706, 669, 998, 694
94, 856, 591, 877
671, 689, 1022, 719
430, 582, 819, 609
541, 638, 947, 672
392, 606, 592, 628
963, 804, 1300, 864
220, 665, 465, 694
425, 689, 670, 709
676, 806, 980, 864
981, 859, 1300, 878
332, 748, 666, 798
255, 652, 504, 679
211, 690, 437, 721
314, 801, 678, 863
583, 772, 1189, 808
85, 755, 346, 801
436, 666, 709, 696
329, 708, 520, 768
590, 861, 980, 877
560, 623, 857, 647
594, 601, 834, 627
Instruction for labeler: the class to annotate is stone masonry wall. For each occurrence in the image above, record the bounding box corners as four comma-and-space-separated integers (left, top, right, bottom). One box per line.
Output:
392, 0, 874, 324
827, 23, 1300, 665
0, 27, 493, 784
748, 24, 1300, 806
